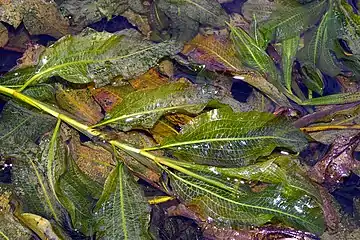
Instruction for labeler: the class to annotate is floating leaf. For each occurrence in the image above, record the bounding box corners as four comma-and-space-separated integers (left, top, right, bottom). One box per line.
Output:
259, 0, 327, 42
129, 68, 169, 90
97, 81, 219, 131
55, 85, 104, 125
281, 35, 300, 92
169, 168, 325, 233
17, 29, 182, 90
156, 108, 308, 166
94, 163, 150, 239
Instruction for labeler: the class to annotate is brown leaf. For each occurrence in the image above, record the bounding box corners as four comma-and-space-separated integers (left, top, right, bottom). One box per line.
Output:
91, 84, 134, 113
0, 22, 8, 48
183, 34, 244, 73
0, 0, 70, 38
68, 135, 114, 184
309, 133, 360, 186
129, 68, 169, 90
16, 44, 45, 69
150, 120, 178, 143
121, 9, 151, 37
56, 85, 104, 125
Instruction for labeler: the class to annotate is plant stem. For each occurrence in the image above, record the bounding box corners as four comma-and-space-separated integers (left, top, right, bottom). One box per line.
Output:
0, 85, 236, 194
301, 125, 360, 132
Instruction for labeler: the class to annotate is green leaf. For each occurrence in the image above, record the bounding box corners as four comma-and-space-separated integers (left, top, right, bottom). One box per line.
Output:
300, 64, 324, 95
156, 108, 308, 166
0, 101, 56, 155
259, 0, 328, 42
281, 35, 300, 92
0, 67, 36, 87
301, 91, 360, 105
18, 29, 181, 90
168, 168, 325, 234
297, 5, 342, 77
97, 82, 218, 131
94, 163, 150, 240
56, 149, 103, 236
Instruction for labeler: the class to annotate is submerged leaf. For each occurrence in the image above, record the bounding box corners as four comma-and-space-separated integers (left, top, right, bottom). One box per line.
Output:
259, 0, 327, 42
169, 169, 325, 233
0, 23, 8, 48
56, 85, 104, 125
157, 108, 308, 166
297, 6, 342, 77
0, 0, 70, 38
18, 29, 182, 89
155, 0, 229, 41
281, 35, 300, 92
95, 163, 150, 239
98, 81, 220, 131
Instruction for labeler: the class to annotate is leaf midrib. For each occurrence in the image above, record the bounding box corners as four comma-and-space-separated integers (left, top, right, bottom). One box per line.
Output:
171, 171, 321, 232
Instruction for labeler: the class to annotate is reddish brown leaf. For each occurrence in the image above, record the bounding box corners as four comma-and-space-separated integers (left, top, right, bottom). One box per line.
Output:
309, 133, 360, 186
56, 86, 104, 125
129, 68, 169, 90
183, 34, 244, 73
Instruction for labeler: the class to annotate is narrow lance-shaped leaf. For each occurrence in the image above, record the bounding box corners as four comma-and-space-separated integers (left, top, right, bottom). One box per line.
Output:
281, 35, 300, 92
94, 163, 150, 240
95, 81, 220, 131
168, 168, 325, 234
297, 6, 342, 77
150, 108, 308, 167
301, 91, 360, 105
259, 0, 328, 42
56, 146, 103, 236
229, 25, 292, 106
17, 29, 182, 90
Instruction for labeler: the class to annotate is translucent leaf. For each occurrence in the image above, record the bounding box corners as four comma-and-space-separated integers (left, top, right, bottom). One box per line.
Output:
97, 81, 219, 131
0, 101, 56, 155
281, 35, 300, 92
158, 108, 308, 166
169, 169, 325, 234
297, 6, 342, 77
94, 163, 151, 240
259, 0, 327, 42
17, 29, 182, 90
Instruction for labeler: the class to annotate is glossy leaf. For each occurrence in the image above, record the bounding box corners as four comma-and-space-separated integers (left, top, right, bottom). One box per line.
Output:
169, 168, 325, 234
18, 29, 181, 90
94, 163, 150, 239
259, 0, 327, 42
157, 108, 308, 166
281, 35, 300, 92
97, 82, 219, 131
301, 91, 360, 105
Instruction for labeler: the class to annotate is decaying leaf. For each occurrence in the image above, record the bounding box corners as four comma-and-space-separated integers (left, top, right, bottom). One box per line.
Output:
0, 22, 8, 48
129, 68, 169, 90
155, 0, 229, 41
56, 85, 104, 125
309, 133, 360, 186
19, 213, 63, 240
0, 0, 70, 38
